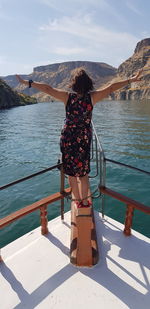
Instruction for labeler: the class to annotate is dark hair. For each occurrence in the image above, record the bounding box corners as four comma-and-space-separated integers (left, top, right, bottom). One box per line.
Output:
69, 68, 94, 94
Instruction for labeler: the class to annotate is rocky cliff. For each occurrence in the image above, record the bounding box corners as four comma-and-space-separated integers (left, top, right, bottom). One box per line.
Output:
110, 38, 150, 100
0, 78, 37, 109
2, 39, 150, 102
2, 61, 117, 102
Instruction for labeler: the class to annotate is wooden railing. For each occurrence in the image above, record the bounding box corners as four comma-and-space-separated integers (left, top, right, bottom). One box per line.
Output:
0, 188, 71, 230
1, 124, 150, 263
100, 186, 150, 236
0, 164, 71, 262
0, 187, 71, 261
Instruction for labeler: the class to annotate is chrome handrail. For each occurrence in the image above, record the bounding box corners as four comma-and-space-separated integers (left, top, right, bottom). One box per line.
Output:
91, 121, 106, 216
90, 121, 150, 218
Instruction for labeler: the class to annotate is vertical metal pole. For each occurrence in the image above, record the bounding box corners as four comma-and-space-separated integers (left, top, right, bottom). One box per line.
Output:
90, 129, 94, 160
100, 151, 103, 188
102, 158, 106, 218
100, 151, 106, 218
95, 136, 98, 176
60, 164, 65, 220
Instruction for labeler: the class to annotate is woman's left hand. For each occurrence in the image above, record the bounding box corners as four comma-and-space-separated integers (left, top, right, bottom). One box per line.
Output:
129, 69, 143, 83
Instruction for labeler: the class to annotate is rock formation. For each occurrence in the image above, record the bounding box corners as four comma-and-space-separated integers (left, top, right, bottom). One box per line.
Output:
0, 78, 37, 109
110, 38, 150, 100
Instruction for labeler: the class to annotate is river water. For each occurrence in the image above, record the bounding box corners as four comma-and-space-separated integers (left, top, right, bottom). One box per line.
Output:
0, 100, 150, 247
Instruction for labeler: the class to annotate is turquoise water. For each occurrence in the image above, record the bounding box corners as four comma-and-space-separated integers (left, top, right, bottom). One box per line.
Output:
0, 100, 150, 247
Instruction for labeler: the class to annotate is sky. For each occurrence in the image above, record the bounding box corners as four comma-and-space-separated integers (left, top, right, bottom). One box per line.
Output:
0, 0, 149, 76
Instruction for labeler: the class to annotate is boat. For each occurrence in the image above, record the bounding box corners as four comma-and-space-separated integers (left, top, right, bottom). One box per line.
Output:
0, 123, 150, 309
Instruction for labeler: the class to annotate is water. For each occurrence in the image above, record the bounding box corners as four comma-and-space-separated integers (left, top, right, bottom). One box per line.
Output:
0, 100, 150, 247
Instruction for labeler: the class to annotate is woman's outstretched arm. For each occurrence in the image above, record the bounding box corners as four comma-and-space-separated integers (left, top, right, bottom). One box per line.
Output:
16, 75, 69, 104
91, 70, 143, 105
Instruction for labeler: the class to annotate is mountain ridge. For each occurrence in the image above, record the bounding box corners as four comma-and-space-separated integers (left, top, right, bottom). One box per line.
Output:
1, 38, 150, 103
2, 61, 117, 102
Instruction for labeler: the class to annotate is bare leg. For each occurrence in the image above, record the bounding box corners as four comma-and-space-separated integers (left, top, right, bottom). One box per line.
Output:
78, 174, 90, 205
68, 176, 81, 202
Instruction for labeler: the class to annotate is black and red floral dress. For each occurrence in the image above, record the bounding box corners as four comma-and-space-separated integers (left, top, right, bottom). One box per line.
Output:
60, 92, 93, 177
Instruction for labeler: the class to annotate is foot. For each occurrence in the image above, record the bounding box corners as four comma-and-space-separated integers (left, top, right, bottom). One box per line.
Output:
82, 200, 92, 207
76, 200, 92, 208
75, 201, 83, 208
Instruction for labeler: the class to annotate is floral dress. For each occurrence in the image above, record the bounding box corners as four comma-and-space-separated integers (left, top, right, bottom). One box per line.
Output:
60, 92, 93, 177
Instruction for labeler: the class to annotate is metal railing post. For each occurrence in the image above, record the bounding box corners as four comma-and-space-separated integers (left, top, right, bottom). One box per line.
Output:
60, 164, 65, 220
89, 133, 99, 178
100, 151, 106, 218
90, 130, 94, 160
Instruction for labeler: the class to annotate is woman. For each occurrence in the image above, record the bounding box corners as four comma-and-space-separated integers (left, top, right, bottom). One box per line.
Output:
16, 68, 142, 208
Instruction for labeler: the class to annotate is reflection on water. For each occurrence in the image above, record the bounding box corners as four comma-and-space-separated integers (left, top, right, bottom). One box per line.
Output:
0, 100, 150, 246
114, 150, 150, 160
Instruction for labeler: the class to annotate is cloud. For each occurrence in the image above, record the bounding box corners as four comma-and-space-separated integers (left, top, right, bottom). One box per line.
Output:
39, 14, 93, 37
38, 0, 107, 9
55, 47, 85, 56
0, 55, 7, 64
38, 0, 127, 24
39, 14, 139, 66
0, 56, 35, 76
40, 13, 129, 42
126, 1, 142, 15
140, 31, 149, 38
38, 0, 62, 11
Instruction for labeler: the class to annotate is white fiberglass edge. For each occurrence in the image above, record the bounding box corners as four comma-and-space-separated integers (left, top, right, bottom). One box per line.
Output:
0, 211, 150, 309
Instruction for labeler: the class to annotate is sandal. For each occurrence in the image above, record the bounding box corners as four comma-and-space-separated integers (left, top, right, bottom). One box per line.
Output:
82, 201, 92, 207
75, 200, 92, 208
75, 201, 83, 208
